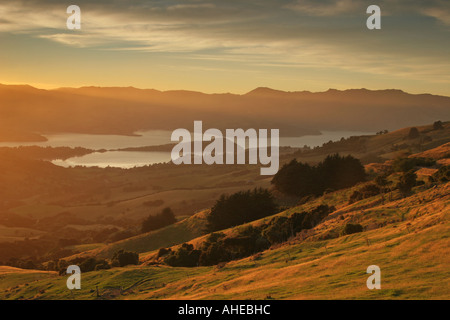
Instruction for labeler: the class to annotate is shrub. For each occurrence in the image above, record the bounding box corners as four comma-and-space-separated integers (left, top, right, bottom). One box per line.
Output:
392, 157, 435, 173
349, 190, 363, 203
68, 257, 111, 273
157, 248, 172, 259
262, 216, 291, 244
198, 234, 229, 266
112, 250, 139, 267
165, 205, 333, 267
141, 207, 177, 233
433, 121, 444, 130
262, 205, 334, 245
94, 260, 111, 271
198, 229, 270, 266
164, 243, 201, 267
341, 223, 363, 236
432, 165, 450, 183
349, 184, 381, 204
375, 175, 390, 189
396, 171, 417, 196
407, 127, 420, 139
235, 226, 271, 253
79, 258, 97, 272
300, 205, 335, 229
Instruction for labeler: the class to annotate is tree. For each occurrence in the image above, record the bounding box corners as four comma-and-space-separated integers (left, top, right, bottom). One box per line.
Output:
271, 160, 320, 196
348, 184, 381, 204
407, 127, 420, 139
319, 154, 366, 191
396, 171, 417, 196
341, 223, 363, 236
263, 205, 333, 244
433, 121, 444, 130
112, 250, 139, 267
271, 154, 366, 197
198, 233, 229, 266
262, 216, 291, 244
431, 165, 449, 183
164, 243, 201, 267
141, 207, 177, 233
393, 157, 435, 173
163, 205, 332, 268
206, 188, 278, 232
375, 175, 390, 189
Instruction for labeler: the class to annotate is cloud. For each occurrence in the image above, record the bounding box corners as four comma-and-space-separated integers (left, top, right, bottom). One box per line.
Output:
422, 6, 450, 25
166, 3, 216, 11
285, 0, 450, 25
0, 0, 448, 87
285, 0, 363, 16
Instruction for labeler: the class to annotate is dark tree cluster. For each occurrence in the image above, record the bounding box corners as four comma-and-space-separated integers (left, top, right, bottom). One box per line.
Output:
163, 243, 201, 267
79, 257, 111, 272
431, 165, 449, 183
392, 157, 435, 173
206, 188, 278, 232
407, 127, 420, 139
271, 154, 366, 197
262, 205, 333, 244
396, 171, 418, 196
433, 121, 444, 130
2, 258, 39, 270
348, 183, 382, 204
141, 207, 177, 233
163, 205, 334, 267
58, 256, 111, 274
340, 223, 363, 236
51, 249, 139, 274
111, 249, 140, 267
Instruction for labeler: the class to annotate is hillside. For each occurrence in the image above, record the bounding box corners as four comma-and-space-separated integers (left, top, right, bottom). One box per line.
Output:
62, 123, 450, 261
1, 84, 449, 140
1, 172, 448, 299
0, 122, 448, 265
285, 121, 450, 166
410, 142, 450, 160
0, 122, 449, 300
68, 210, 209, 260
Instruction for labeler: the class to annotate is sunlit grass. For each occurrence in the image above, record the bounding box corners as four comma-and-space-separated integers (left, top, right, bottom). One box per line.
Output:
1, 182, 448, 300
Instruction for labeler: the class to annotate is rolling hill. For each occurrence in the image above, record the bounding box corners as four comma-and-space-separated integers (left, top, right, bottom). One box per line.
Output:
0, 121, 449, 300
1, 84, 449, 141
1, 174, 448, 300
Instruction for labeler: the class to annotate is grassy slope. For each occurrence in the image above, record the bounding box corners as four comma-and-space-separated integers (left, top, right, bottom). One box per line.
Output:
57, 123, 450, 260
1, 124, 449, 299
66, 209, 209, 260
288, 122, 450, 165
2, 180, 448, 300
0, 122, 446, 251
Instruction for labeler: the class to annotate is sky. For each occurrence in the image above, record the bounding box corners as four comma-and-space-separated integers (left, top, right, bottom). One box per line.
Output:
0, 0, 449, 95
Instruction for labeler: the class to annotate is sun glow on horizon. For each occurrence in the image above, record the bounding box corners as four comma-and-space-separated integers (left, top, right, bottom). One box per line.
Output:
0, 1, 449, 96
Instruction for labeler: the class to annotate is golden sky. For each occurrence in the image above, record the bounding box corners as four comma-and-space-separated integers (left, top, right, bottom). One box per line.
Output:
0, 0, 449, 95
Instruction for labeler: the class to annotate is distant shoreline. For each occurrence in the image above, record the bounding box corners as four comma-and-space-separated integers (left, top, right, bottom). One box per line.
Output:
0, 129, 320, 145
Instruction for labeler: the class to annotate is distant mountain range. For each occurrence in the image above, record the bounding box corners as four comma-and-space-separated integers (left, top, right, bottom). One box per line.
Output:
0, 84, 449, 142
